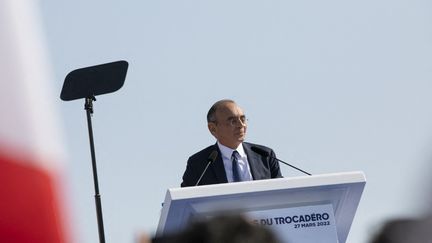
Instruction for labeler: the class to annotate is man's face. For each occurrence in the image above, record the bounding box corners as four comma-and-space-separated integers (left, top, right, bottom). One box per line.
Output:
208, 102, 247, 149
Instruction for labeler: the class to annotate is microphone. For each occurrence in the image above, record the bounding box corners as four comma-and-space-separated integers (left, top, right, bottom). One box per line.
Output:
195, 150, 218, 186
251, 146, 311, 176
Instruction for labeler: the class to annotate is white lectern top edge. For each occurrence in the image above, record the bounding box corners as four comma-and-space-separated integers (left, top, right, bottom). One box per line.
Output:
168, 171, 365, 200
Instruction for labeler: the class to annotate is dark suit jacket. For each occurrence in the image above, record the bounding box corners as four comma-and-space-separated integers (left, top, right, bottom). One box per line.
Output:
181, 142, 282, 187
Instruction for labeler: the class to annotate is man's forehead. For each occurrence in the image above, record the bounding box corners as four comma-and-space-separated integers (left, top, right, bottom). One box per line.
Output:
217, 103, 244, 115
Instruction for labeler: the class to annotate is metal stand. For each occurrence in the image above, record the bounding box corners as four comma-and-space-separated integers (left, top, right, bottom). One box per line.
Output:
84, 96, 106, 243
60, 60, 129, 243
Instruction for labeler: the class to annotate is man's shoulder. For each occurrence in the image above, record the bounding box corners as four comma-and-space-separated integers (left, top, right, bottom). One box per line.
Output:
243, 142, 273, 152
188, 144, 217, 161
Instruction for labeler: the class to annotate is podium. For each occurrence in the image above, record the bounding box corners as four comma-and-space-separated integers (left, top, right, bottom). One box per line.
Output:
157, 171, 366, 243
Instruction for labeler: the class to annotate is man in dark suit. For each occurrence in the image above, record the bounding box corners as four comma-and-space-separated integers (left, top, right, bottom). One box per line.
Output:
181, 99, 282, 187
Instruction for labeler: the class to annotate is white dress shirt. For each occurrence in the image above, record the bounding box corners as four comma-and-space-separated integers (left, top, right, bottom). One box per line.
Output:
217, 141, 253, 182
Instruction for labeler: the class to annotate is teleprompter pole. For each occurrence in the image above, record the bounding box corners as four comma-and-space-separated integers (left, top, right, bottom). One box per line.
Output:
60, 60, 129, 243
84, 96, 106, 243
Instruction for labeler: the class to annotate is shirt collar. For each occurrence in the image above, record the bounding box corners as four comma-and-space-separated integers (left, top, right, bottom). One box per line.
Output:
217, 141, 246, 159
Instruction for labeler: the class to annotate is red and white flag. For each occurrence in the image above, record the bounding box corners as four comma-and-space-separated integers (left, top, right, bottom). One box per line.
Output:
0, 1, 70, 242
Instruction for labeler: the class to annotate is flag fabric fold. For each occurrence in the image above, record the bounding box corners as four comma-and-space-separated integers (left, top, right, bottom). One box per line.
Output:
0, 1, 70, 243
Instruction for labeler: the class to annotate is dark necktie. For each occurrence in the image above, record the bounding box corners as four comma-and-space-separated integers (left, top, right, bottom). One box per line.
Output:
231, 151, 241, 182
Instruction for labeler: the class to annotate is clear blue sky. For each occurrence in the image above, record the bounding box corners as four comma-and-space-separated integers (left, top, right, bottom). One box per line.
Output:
38, 1, 432, 242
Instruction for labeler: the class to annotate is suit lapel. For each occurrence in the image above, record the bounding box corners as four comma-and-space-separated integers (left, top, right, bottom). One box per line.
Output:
243, 143, 262, 180
211, 143, 228, 183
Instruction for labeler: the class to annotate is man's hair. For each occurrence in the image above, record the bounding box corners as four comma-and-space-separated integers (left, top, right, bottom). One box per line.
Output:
369, 217, 432, 243
152, 214, 280, 243
207, 99, 236, 123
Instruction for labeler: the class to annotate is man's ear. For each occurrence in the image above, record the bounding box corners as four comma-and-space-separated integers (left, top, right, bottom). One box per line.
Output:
208, 123, 217, 136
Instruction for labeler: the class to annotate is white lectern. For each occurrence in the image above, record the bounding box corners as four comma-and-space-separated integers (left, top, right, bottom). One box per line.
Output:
157, 171, 366, 243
